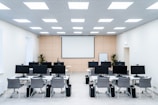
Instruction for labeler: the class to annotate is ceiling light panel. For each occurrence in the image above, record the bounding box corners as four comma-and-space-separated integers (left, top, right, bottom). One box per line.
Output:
125, 19, 142, 22
42, 19, 58, 22
107, 32, 116, 34
30, 27, 42, 29
13, 19, 31, 23
23, 2, 49, 10
71, 19, 85, 22
90, 31, 99, 34
68, 2, 89, 9
52, 27, 63, 29
147, 2, 158, 9
93, 27, 104, 30
108, 2, 133, 9
114, 27, 126, 30
98, 19, 113, 22
0, 3, 10, 10
74, 31, 82, 34
40, 32, 49, 34
57, 32, 66, 34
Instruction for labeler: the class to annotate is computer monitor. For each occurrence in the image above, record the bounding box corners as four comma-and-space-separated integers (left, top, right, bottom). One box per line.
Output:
113, 66, 127, 76
94, 66, 109, 75
51, 65, 65, 76
88, 62, 98, 68
101, 62, 111, 67
41, 62, 52, 68
131, 65, 145, 77
29, 62, 39, 68
115, 62, 125, 66
33, 65, 47, 77
15, 65, 30, 77
54, 62, 64, 66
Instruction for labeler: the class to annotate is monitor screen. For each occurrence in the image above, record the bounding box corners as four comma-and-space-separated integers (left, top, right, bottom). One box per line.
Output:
101, 62, 111, 67
41, 62, 52, 68
94, 66, 109, 74
113, 66, 127, 75
115, 62, 125, 66
15, 65, 30, 74
88, 62, 98, 68
131, 66, 145, 74
54, 62, 64, 66
51, 65, 65, 74
33, 65, 47, 74
29, 62, 39, 68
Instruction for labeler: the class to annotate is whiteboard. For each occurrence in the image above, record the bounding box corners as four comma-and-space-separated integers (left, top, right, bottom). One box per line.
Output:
99, 53, 108, 64
62, 36, 94, 58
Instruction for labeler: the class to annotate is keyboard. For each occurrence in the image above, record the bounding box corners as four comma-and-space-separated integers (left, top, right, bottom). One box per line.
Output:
16, 76, 27, 78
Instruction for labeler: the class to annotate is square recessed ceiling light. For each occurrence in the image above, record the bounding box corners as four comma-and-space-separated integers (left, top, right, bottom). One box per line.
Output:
42, 19, 58, 22
52, 27, 63, 29
13, 19, 31, 23
68, 2, 89, 9
90, 31, 99, 34
108, 2, 133, 9
71, 19, 85, 22
146, 2, 158, 9
72, 27, 83, 30
93, 27, 104, 30
98, 19, 113, 22
24, 2, 49, 10
0, 3, 10, 10
114, 27, 126, 30
125, 19, 142, 23
30, 27, 42, 30
57, 32, 66, 34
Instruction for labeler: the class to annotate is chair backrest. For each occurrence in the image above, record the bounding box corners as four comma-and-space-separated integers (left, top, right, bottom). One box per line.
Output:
96, 76, 109, 88
31, 78, 45, 88
7, 78, 21, 89
117, 77, 130, 88
51, 77, 65, 88
90, 69, 96, 76
138, 77, 151, 88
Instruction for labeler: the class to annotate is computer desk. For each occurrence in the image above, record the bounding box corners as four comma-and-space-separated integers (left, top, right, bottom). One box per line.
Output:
90, 75, 151, 86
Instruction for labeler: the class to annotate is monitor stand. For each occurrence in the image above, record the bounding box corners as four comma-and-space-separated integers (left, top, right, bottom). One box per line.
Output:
22, 74, 26, 77
134, 74, 139, 77
116, 74, 122, 77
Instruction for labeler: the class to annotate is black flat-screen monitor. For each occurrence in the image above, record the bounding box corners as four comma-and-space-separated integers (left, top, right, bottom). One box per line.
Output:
113, 66, 127, 75
115, 62, 125, 66
41, 62, 52, 68
15, 65, 30, 74
29, 62, 39, 68
51, 65, 65, 75
54, 62, 64, 66
131, 66, 145, 75
88, 62, 98, 68
94, 66, 109, 74
33, 65, 47, 74
101, 62, 111, 67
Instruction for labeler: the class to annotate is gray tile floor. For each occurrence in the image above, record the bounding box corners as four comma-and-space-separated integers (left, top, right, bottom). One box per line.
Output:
0, 72, 158, 105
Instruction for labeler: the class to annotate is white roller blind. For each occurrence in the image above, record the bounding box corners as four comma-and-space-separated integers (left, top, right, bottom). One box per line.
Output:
62, 36, 94, 58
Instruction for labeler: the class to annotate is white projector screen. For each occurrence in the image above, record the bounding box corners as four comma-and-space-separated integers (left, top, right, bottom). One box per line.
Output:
62, 36, 94, 58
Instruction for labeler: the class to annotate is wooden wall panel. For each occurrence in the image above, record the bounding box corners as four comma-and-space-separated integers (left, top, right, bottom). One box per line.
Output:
39, 35, 116, 72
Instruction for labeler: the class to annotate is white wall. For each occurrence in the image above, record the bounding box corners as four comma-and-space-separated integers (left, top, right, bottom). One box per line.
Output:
0, 20, 39, 94
117, 19, 158, 92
